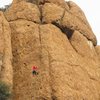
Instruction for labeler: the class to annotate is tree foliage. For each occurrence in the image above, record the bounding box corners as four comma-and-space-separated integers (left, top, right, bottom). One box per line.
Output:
0, 81, 11, 100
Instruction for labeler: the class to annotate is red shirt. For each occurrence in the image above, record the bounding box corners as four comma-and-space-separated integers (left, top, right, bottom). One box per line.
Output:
32, 66, 37, 70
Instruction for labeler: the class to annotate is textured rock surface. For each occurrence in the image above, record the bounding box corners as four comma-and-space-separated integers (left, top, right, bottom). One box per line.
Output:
67, 1, 91, 28
0, 12, 13, 87
0, 0, 100, 99
42, 3, 96, 45
5, 1, 40, 23
13, 0, 67, 7
95, 46, 100, 60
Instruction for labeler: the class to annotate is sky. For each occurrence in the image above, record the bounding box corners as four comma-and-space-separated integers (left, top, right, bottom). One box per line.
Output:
0, 0, 100, 45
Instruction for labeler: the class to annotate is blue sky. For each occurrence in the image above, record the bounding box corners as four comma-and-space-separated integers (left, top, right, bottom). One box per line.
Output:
0, 0, 100, 45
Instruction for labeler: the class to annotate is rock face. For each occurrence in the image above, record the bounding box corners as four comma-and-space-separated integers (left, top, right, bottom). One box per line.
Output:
95, 46, 100, 60
0, 12, 13, 87
0, 0, 100, 99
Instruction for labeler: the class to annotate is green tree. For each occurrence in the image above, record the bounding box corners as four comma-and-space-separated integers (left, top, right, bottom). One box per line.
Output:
0, 81, 11, 100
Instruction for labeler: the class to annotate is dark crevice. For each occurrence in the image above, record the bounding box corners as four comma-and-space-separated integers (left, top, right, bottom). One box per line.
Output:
61, 27, 74, 39
39, 5, 43, 24
51, 22, 82, 54
27, 25, 30, 27
51, 6, 73, 39
39, 1, 50, 5
52, 22, 74, 39
51, 88, 57, 100
26, 0, 50, 5
38, 25, 42, 48
70, 42, 79, 53
51, 95, 57, 100
26, 0, 51, 24
26, 0, 38, 4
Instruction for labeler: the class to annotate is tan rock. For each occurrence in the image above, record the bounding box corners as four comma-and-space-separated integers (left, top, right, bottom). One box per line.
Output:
10, 20, 42, 100
62, 10, 97, 46
13, 0, 65, 6
67, 1, 92, 29
0, 11, 13, 87
70, 31, 97, 59
42, 3, 97, 46
4, 1, 40, 23
42, 3, 64, 23
0, 0, 100, 99
9, 18, 100, 99
95, 46, 100, 60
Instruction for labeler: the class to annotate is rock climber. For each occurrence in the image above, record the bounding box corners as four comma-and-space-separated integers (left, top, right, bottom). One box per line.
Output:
32, 66, 38, 75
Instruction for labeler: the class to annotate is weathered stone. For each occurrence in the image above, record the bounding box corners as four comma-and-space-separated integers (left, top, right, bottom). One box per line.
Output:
0, 12, 13, 87
9, 18, 100, 99
9, 20, 41, 100
95, 46, 100, 60
42, 3, 64, 23
0, 0, 100, 99
70, 31, 97, 59
13, 0, 65, 5
67, 1, 91, 29
4, 1, 40, 23
42, 3, 97, 46
62, 11, 97, 45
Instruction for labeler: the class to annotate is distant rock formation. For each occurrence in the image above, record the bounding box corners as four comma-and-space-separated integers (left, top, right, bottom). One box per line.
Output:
0, 0, 100, 99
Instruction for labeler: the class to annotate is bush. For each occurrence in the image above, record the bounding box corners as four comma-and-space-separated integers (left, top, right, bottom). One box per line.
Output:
0, 81, 11, 100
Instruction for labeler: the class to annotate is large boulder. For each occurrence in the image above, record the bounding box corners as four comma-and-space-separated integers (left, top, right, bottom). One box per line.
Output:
4, 1, 40, 23
67, 1, 91, 28
0, 0, 99, 99
9, 20, 100, 100
42, 3, 97, 45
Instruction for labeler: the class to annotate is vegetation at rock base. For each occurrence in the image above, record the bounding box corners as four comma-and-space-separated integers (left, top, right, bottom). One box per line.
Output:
0, 81, 11, 100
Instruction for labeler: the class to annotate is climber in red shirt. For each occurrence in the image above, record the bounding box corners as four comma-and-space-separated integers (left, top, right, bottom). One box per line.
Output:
32, 66, 38, 75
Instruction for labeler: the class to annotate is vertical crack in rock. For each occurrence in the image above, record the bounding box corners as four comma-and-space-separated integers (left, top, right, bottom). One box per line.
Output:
38, 25, 42, 63
0, 14, 13, 91
47, 50, 56, 100
0, 23, 5, 78
45, 48, 57, 100
35, 1, 44, 24
0, 22, 5, 80
69, 42, 79, 54
38, 25, 57, 99
39, 5, 43, 24
38, 25, 52, 100
0, 53, 3, 78
60, 9, 66, 24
